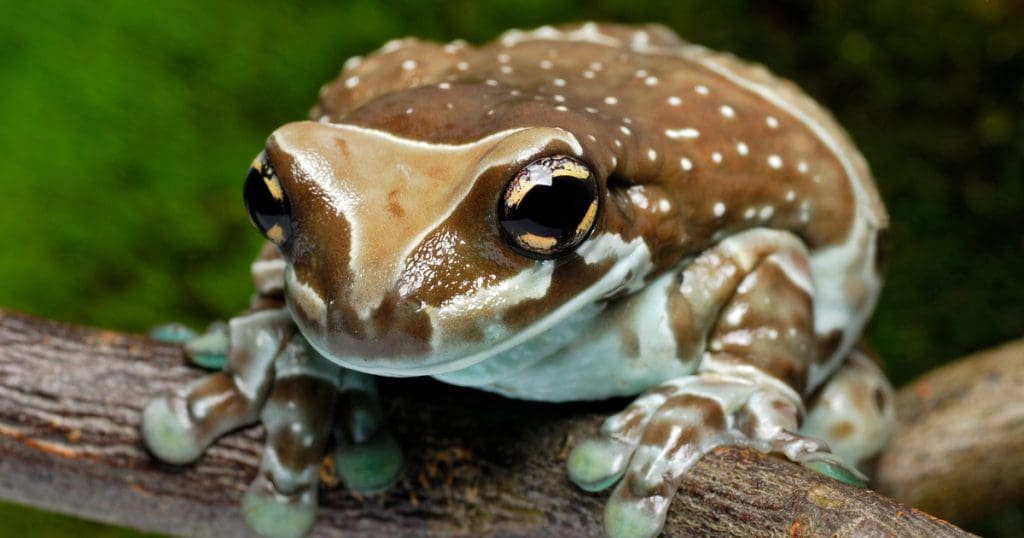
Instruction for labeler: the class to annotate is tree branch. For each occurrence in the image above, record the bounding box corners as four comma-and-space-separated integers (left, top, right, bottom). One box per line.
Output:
0, 308, 988, 536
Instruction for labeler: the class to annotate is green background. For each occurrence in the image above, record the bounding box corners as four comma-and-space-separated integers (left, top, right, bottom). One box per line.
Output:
1, 0, 1021, 535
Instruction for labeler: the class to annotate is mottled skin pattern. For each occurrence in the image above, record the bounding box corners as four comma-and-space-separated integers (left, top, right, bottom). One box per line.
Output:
142, 23, 895, 538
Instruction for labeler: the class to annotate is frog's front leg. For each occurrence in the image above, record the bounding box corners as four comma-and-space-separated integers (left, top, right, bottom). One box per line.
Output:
568, 229, 860, 538
143, 308, 402, 537
142, 308, 294, 463
240, 334, 341, 537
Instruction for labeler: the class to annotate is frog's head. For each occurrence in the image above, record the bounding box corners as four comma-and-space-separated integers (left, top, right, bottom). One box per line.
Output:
243, 92, 664, 377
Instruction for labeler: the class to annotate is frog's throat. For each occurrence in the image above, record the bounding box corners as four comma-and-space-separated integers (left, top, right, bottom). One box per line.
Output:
299, 232, 653, 380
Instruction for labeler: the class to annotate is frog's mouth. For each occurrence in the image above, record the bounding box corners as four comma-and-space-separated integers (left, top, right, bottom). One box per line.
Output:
290, 232, 654, 384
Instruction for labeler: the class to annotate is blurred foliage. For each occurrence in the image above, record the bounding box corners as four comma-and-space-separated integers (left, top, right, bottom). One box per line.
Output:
0, 0, 1020, 536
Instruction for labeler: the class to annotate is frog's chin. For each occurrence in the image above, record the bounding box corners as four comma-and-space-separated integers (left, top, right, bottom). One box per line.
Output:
299, 298, 606, 381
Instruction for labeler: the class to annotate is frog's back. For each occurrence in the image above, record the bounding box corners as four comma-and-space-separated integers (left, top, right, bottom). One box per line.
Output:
313, 22, 888, 393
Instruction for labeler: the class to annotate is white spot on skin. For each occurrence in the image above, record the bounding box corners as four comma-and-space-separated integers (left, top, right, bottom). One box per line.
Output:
713, 202, 726, 217
485, 79, 498, 86
644, 76, 658, 86
736, 142, 749, 155
555, 105, 569, 112
680, 157, 693, 171
635, 69, 648, 78
438, 82, 451, 90
664, 128, 699, 139
500, 65, 513, 74
344, 76, 360, 89
785, 190, 796, 202
456, 61, 469, 71
647, 148, 657, 161
799, 200, 812, 222
614, 139, 623, 148
604, 96, 618, 105
627, 186, 650, 209
798, 160, 809, 174
405, 107, 414, 115
401, 59, 417, 71
497, 53, 510, 63
622, 117, 633, 124
553, 78, 566, 87
380, 39, 405, 53
725, 303, 748, 326
540, 59, 553, 69
658, 199, 671, 213
510, 89, 521, 97
553, 94, 566, 103
759, 205, 775, 220
342, 56, 363, 71
590, 61, 604, 71
720, 105, 736, 118
619, 125, 632, 136
585, 106, 599, 114
768, 154, 784, 169
587, 134, 597, 142
712, 152, 723, 164
667, 96, 682, 106
766, 115, 780, 129
583, 70, 596, 79
744, 207, 757, 219
695, 85, 710, 95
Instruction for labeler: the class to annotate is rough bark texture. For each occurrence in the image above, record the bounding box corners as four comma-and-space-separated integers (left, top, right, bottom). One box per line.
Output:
0, 308, 994, 537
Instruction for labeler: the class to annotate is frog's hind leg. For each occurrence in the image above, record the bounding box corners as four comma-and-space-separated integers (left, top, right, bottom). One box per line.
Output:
568, 229, 868, 538
241, 337, 342, 538
800, 347, 895, 470
142, 309, 293, 464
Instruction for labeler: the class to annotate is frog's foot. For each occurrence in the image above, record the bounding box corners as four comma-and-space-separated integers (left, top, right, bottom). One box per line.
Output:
331, 371, 403, 493
568, 371, 863, 538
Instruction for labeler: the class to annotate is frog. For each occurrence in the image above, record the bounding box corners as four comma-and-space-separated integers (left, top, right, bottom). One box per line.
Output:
141, 22, 895, 538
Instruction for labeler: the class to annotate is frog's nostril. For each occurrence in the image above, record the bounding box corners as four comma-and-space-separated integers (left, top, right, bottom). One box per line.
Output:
244, 155, 293, 245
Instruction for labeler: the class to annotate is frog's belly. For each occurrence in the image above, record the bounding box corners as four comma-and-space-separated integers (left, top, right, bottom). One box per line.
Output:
436, 269, 697, 402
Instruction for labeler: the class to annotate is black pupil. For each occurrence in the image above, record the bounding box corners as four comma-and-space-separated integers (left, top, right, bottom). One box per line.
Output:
243, 165, 291, 241
502, 175, 593, 244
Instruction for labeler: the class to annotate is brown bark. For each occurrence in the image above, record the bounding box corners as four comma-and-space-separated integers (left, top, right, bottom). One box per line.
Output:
875, 338, 1024, 525
0, 308, 988, 537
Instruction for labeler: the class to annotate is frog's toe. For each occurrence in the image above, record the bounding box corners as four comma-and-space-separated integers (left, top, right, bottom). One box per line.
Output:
183, 324, 230, 370
567, 437, 631, 492
332, 371, 402, 492
242, 474, 318, 538
147, 323, 198, 344
141, 396, 203, 464
141, 372, 265, 465
334, 428, 403, 493
567, 388, 673, 492
604, 493, 668, 538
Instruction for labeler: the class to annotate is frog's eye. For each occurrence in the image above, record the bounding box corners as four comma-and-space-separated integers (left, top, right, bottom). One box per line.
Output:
499, 155, 598, 258
243, 157, 292, 245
